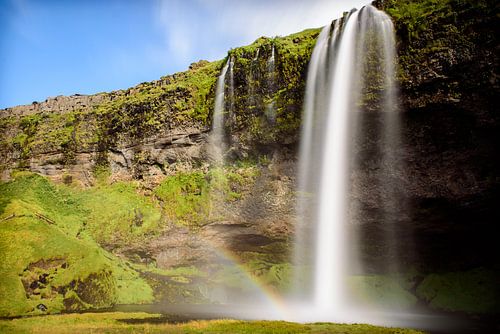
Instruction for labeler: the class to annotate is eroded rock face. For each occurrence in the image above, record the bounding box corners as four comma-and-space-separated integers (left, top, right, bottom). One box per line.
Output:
119, 157, 296, 269
353, 0, 500, 272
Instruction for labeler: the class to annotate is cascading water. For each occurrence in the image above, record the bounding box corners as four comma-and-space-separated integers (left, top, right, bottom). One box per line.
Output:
294, 5, 399, 321
246, 48, 260, 111
228, 57, 235, 132
209, 58, 230, 164
266, 45, 276, 123
254, 47, 260, 61
206, 56, 285, 315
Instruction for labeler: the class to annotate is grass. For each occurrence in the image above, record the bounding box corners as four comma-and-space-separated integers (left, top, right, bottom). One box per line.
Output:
1, 171, 163, 249
73, 181, 162, 247
154, 166, 260, 226
154, 171, 210, 226
0, 312, 427, 334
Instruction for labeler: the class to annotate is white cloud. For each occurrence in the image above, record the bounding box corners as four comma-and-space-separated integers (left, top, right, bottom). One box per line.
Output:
205, 0, 368, 40
155, 0, 369, 67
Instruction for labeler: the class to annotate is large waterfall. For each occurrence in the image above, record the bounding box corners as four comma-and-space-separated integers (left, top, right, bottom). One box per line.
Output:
295, 4, 399, 321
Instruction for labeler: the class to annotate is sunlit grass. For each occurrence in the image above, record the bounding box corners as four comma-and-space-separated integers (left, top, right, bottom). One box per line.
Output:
0, 312, 427, 334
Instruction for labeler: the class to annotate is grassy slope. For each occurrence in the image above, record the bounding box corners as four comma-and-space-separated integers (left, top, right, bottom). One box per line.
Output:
0, 312, 426, 334
0, 173, 156, 317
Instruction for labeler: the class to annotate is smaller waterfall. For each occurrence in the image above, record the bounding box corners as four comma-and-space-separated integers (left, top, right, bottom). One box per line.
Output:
247, 48, 260, 110
228, 58, 235, 132
209, 58, 230, 164
253, 47, 260, 61
266, 45, 276, 124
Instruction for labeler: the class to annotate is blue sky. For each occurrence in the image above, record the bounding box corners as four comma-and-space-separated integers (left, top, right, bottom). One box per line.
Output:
0, 0, 367, 109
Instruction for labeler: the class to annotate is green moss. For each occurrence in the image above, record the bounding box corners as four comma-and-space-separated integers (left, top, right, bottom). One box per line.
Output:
416, 268, 500, 313
0, 173, 155, 316
72, 181, 162, 247
154, 166, 259, 226
154, 171, 210, 226
91, 59, 223, 142
385, 0, 454, 42
0, 213, 116, 316
225, 28, 319, 148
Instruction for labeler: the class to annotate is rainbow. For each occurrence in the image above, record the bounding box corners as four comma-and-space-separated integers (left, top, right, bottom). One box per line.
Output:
206, 243, 292, 319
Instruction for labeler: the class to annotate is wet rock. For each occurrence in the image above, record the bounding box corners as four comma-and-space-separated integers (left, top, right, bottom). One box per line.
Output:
36, 303, 47, 312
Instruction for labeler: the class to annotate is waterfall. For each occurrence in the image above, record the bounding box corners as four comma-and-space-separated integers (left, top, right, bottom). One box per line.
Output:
314, 9, 359, 311
266, 45, 276, 124
209, 58, 230, 164
228, 58, 235, 133
254, 48, 260, 61
247, 48, 260, 111
295, 5, 399, 321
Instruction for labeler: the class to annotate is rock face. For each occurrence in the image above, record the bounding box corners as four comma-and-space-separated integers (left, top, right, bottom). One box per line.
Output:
364, 0, 500, 272
0, 0, 498, 277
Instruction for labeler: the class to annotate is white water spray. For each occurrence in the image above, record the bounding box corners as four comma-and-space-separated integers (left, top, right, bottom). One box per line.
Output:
314, 9, 360, 312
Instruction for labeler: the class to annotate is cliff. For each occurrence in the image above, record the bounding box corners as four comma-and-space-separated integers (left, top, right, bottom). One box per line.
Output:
0, 30, 318, 185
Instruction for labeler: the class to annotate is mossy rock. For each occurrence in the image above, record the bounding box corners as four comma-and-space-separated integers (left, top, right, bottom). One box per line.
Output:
348, 275, 418, 310
416, 268, 500, 313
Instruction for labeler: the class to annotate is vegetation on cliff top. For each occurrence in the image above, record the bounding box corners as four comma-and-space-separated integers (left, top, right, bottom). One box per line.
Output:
383, 0, 497, 100
228, 28, 319, 148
